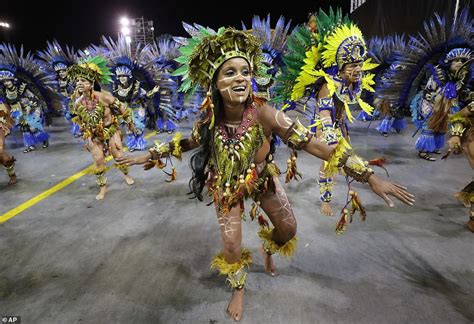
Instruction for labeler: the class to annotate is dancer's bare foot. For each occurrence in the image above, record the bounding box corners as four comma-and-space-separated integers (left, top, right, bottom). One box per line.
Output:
259, 246, 276, 276
96, 186, 107, 200
124, 174, 135, 186
321, 202, 334, 216
8, 174, 17, 185
227, 288, 244, 322
454, 191, 471, 208
466, 219, 474, 233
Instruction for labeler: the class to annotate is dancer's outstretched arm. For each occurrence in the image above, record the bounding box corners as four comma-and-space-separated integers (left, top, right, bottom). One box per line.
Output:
258, 102, 415, 207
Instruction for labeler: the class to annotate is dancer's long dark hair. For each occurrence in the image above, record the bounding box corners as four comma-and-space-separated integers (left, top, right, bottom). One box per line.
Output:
188, 81, 224, 201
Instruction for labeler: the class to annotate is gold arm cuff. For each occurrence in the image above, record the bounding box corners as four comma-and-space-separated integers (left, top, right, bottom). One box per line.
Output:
342, 154, 374, 183
285, 118, 312, 150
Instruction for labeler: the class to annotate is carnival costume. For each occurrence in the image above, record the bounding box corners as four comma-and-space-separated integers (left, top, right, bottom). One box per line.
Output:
37, 40, 81, 137
102, 36, 157, 151
67, 56, 135, 188
142, 24, 383, 291
0, 43, 60, 153
274, 8, 377, 210
360, 35, 407, 136
379, 9, 472, 161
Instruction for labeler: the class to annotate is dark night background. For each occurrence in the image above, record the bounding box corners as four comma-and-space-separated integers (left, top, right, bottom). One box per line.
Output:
0, 0, 471, 52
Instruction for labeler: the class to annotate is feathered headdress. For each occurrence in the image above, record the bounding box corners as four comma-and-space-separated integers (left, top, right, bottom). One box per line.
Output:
0, 64, 15, 81
378, 8, 473, 107
37, 40, 78, 72
242, 14, 291, 69
173, 26, 262, 92
101, 35, 150, 79
444, 47, 472, 62
171, 23, 218, 92
366, 35, 407, 90
360, 34, 408, 114
66, 55, 113, 85
148, 35, 181, 71
271, 24, 314, 105
321, 24, 367, 69
273, 7, 377, 121
242, 15, 292, 99
0, 43, 62, 110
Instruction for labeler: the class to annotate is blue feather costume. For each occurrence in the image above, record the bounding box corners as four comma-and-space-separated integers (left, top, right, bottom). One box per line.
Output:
37, 40, 81, 137
0, 44, 61, 152
378, 9, 472, 159
101, 36, 157, 151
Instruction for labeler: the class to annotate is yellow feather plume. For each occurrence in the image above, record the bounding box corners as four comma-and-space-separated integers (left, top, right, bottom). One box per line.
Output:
362, 58, 379, 71
361, 73, 376, 92
357, 98, 374, 115
290, 46, 319, 100
344, 101, 354, 123
210, 248, 252, 274
258, 227, 297, 258
324, 137, 352, 177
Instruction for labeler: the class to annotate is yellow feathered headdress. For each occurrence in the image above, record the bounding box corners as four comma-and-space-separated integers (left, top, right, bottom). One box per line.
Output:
321, 24, 367, 69
282, 8, 378, 121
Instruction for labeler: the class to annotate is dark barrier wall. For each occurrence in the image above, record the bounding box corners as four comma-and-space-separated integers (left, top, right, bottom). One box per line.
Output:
350, 0, 472, 37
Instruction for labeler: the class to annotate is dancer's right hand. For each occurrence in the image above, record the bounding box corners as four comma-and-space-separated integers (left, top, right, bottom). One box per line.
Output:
116, 152, 151, 166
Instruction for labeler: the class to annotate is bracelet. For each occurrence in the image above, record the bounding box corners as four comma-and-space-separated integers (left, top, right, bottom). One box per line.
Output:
285, 118, 313, 150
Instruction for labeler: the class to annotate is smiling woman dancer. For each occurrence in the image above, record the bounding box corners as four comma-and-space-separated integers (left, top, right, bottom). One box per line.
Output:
118, 27, 414, 321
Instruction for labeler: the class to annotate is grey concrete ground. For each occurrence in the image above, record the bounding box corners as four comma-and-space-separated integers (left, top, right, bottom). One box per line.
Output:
0, 116, 473, 324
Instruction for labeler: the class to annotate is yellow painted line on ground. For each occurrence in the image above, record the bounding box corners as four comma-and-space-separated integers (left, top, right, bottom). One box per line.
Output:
0, 131, 157, 224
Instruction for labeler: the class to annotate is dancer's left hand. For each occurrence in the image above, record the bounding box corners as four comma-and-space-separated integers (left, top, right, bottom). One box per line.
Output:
447, 136, 463, 154
367, 174, 415, 207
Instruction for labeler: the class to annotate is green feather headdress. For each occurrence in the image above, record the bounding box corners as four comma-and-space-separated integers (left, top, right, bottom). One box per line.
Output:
67, 55, 113, 85
273, 7, 378, 121
173, 27, 262, 92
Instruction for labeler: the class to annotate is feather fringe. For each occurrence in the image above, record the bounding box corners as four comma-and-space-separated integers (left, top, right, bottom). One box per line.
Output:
324, 137, 351, 177
258, 226, 297, 258
210, 248, 252, 275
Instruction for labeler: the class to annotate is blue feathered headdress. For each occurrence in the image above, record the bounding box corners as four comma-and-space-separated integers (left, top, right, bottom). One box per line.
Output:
445, 48, 472, 62
242, 14, 292, 69
0, 63, 16, 80
37, 40, 78, 72
114, 56, 134, 77
378, 8, 473, 107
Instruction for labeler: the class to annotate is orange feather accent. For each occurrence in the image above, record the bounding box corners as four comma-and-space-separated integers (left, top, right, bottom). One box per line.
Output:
368, 157, 388, 166
335, 209, 349, 234
165, 167, 177, 183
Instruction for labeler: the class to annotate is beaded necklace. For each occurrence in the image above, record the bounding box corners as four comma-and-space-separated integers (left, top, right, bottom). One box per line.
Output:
75, 94, 105, 127
209, 104, 266, 210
